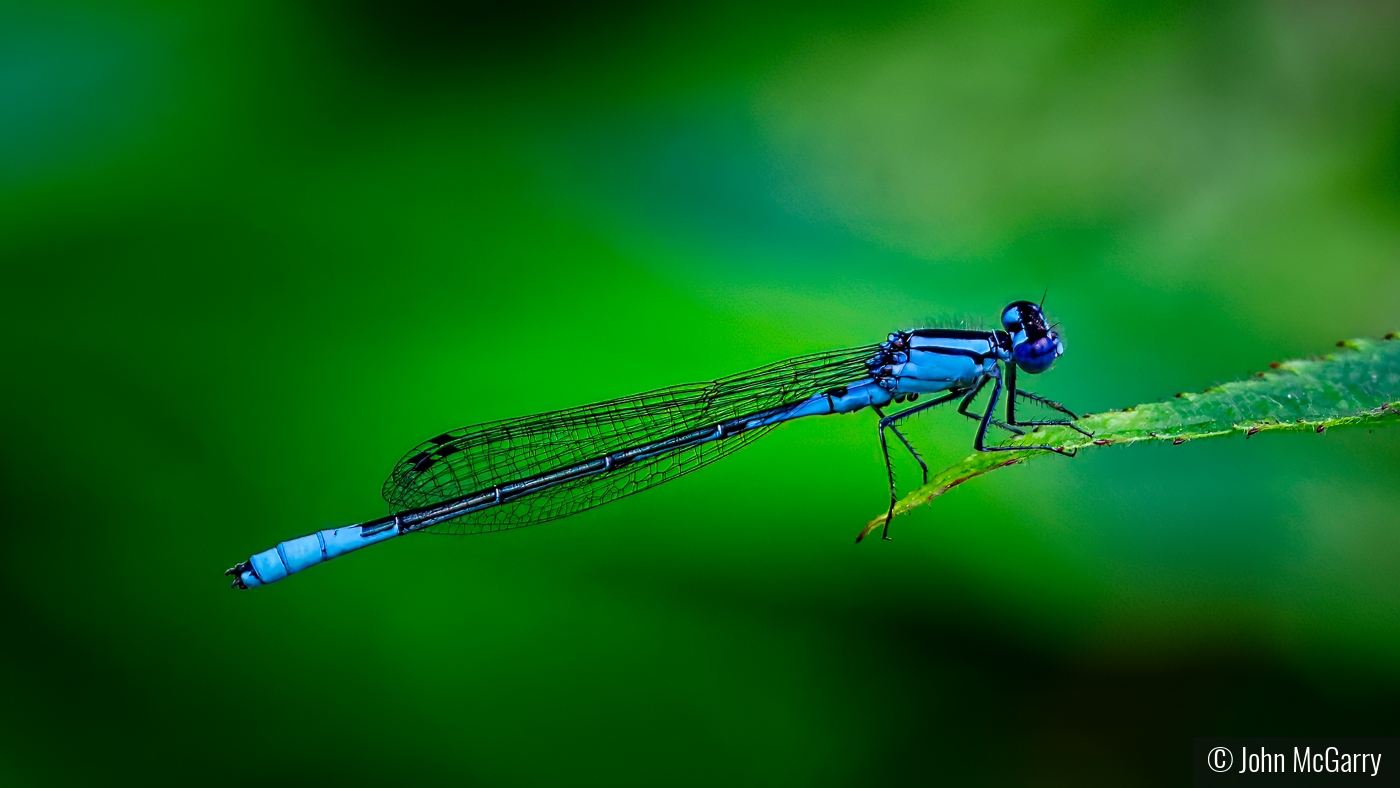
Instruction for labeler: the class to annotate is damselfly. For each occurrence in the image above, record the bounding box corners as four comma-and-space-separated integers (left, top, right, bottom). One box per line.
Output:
227, 300, 1089, 588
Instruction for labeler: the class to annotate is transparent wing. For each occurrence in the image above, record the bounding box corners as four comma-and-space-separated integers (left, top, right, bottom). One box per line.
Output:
381, 344, 881, 534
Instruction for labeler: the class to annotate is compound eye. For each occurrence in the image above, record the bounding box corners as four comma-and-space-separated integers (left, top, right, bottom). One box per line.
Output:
1014, 335, 1061, 374
1001, 307, 1023, 333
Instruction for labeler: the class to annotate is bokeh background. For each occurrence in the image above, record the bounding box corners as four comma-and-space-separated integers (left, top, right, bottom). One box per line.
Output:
3, 1, 1399, 784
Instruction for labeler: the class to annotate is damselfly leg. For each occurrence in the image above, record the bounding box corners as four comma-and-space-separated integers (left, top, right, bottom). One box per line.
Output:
1004, 364, 1093, 438
874, 391, 963, 540
876, 392, 965, 478
957, 377, 1024, 436
872, 405, 930, 485
974, 369, 1077, 457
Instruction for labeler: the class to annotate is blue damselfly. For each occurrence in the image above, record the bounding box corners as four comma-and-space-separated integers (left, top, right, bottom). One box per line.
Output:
227, 300, 1088, 588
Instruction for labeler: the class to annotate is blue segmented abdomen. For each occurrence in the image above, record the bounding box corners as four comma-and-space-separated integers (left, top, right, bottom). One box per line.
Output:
234, 522, 401, 588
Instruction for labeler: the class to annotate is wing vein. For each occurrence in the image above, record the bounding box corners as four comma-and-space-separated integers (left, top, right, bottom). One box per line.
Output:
381, 344, 881, 534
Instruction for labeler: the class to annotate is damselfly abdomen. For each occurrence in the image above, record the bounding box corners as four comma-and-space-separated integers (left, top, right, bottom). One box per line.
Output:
227, 300, 1088, 588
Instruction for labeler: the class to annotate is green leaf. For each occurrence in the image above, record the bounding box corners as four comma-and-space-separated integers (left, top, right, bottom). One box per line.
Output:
857, 335, 1400, 542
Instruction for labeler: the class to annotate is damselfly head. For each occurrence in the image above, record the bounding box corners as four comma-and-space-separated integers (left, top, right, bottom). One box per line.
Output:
1001, 300, 1064, 374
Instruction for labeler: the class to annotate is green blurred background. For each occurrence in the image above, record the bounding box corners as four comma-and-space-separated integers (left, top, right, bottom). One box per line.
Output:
3, 1, 1399, 784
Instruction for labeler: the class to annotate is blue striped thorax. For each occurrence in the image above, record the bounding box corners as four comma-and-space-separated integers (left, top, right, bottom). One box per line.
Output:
866, 328, 1008, 397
